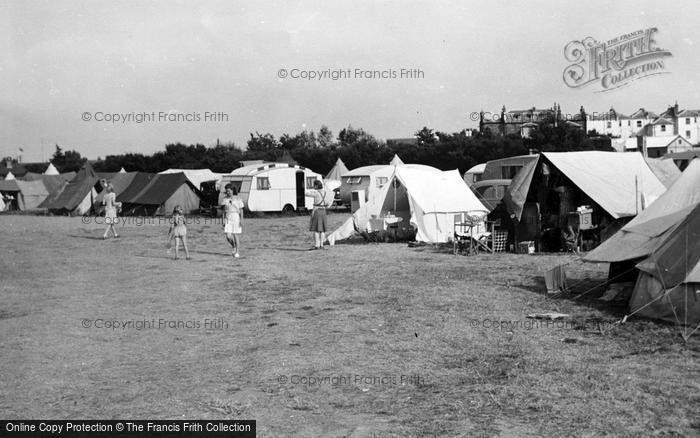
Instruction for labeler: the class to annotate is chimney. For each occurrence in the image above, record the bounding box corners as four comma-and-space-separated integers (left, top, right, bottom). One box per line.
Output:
673, 101, 679, 135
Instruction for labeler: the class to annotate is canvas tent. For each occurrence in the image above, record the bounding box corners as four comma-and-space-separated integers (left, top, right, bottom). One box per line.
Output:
5, 171, 15, 180
389, 154, 404, 166
325, 158, 350, 182
338, 159, 441, 206
93, 171, 138, 208
502, 151, 667, 250
39, 162, 99, 215
644, 157, 681, 188
328, 167, 489, 244
116, 172, 156, 205
120, 172, 201, 215
0, 180, 20, 210
158, 168, 223, 190
584, 159, 700, 330
43, 163, 59, 175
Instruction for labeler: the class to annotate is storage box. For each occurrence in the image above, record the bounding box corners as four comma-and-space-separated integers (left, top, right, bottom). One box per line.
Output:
568, 208, 594, 230
518, 241, 535, 254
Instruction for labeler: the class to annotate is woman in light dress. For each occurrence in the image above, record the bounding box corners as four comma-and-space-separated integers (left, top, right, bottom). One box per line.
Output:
102, 184, 122, 239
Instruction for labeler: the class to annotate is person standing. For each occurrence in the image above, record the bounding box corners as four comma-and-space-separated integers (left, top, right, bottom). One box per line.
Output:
305, 179, 333, 250
167, 205, 191, 260
102, 184, 122, 239
221, 184, 244, 258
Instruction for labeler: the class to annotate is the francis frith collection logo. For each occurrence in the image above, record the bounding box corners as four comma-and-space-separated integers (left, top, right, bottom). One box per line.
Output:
563, 28, 672, 91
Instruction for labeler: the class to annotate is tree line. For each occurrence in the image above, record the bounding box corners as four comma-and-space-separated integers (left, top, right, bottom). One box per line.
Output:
47, 123, 612, 175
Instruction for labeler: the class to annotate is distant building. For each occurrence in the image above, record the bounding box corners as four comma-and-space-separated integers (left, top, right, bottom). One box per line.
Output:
600, 103, 700, 157
0, 158, 49, 178
386, 138, 419, 147
478, 104, 585, 138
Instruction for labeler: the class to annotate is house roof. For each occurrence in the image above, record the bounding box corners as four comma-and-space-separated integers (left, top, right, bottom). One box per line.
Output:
644, 135, 693, 149
651, 117, 674, 126
627, 109, 658, 119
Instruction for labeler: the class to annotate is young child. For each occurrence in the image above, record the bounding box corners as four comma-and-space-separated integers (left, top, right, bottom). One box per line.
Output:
167, 205, 190, 260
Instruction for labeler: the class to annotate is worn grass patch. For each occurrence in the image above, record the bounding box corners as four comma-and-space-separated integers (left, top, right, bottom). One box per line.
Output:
0, 214, 698, 436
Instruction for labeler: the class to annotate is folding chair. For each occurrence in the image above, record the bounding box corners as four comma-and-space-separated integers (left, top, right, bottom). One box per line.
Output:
366, 217, 385, 243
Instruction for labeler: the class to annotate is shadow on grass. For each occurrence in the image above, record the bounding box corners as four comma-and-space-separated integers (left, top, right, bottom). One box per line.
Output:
68, 234, 109, 241
193, 249, 236, 257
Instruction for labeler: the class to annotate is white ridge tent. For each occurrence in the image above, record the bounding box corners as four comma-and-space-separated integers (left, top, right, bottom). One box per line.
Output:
43, 163, 59, 175
325, 158, 349, 182
389, 154, 404, 166
5, 171, 15, 180
328, 167, 488, 244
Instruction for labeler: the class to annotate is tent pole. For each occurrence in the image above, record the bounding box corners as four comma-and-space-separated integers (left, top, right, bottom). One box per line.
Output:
635, 176, 638, 215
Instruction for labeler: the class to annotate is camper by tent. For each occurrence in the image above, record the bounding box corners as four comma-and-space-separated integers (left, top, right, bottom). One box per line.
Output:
39, 162, 99, 215
219, 163, 322, 213
328, 167, 489, 244
120, 172, 202, 216
502, 151, 667, 251
585, 159, 700, 331
338, 156, 441, 207
463, 163, 486, 186
481, 155, 539, 181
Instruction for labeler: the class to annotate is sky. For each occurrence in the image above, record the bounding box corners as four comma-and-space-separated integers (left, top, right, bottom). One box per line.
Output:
3, 0, 700, 162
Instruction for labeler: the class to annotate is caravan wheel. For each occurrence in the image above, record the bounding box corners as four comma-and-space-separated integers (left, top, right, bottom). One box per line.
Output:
282, 204, 295, 215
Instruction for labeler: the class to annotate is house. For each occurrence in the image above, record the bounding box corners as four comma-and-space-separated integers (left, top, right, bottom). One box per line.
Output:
480, 104, 572, 138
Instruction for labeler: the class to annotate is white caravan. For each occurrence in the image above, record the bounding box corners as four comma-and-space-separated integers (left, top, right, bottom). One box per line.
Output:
219, 163, 322, 212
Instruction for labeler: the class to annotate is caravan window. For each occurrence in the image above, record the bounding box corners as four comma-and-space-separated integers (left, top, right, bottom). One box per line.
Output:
501, 166, 521, 179
376, 177, 388, 188
346, 176, 362, 184
256, 177, 270, 190
306, 177, 316, 189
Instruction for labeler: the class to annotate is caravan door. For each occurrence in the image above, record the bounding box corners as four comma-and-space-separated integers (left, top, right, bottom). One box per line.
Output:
295, 171, 305, 210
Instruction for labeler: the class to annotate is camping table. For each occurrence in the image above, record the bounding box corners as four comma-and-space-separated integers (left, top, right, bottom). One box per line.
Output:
383, 216, 403, 241
368, 216, 403, 242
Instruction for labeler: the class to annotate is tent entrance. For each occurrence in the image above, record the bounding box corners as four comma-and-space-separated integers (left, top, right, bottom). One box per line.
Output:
295, 171, 305, 210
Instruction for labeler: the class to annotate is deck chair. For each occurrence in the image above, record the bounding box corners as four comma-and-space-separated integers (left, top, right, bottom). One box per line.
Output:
454, 212, 490, 255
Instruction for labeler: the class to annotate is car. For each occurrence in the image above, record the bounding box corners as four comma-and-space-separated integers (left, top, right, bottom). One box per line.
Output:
470, 179, 511, 211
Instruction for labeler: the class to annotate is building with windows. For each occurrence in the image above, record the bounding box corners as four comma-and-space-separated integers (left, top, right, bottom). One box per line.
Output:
478, 104, 582, 138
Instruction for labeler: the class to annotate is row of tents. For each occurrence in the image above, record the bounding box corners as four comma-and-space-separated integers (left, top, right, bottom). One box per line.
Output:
0, 162, 224, 216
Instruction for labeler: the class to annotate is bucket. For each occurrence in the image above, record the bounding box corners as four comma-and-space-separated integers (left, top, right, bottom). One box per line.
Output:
518, 241, 535, 254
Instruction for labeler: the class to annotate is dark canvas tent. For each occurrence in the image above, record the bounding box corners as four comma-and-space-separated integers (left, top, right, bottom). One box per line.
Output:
94, 172, 138, 207
585, 159, 700, 331
0, 180, 21, 210
116, 172, 156, 205
120, 172, 201, 215
39, 162, 99, 215
502, 151, 667, 250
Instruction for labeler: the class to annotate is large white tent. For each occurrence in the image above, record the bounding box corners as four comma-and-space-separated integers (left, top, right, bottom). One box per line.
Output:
328, 167, 488, 244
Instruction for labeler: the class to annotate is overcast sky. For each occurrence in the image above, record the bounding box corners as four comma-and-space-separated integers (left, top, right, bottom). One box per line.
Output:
3, 0, 699, 162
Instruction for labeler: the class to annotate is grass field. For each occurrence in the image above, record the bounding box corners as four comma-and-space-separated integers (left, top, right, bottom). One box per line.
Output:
0, 213, 698, 437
